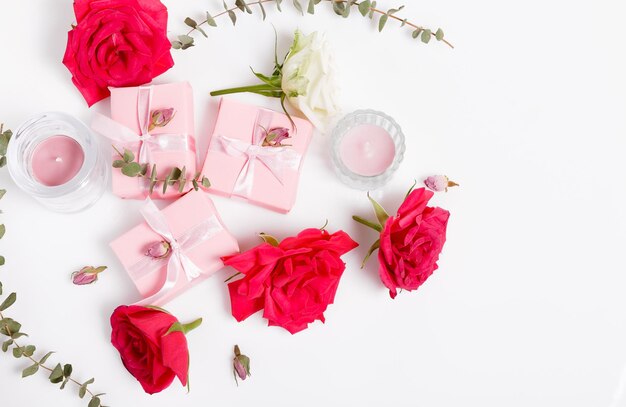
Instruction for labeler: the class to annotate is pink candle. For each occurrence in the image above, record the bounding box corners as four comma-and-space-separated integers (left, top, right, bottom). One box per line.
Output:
31, 136, 85, 186
339, 124, 396, 176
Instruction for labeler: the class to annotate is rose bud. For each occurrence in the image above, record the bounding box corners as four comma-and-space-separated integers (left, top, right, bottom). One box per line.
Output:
148, 108, 176, 131
232, 345, 251, 385
146, 241, 171, 259
424, 175, 459, 192
263, 127, 291, 147
72, 266, 107, 286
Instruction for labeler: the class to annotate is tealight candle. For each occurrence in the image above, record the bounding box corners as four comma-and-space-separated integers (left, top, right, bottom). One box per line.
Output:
331, 110, 405, 190
7, 112, 109, 212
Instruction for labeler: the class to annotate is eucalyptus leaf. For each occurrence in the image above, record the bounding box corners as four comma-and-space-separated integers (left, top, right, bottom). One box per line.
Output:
201, 176, 211, 188
0, 156, 6, 168
0, 256, 4, 266
63, 363, 73, 378
88, 396, 101, 407
49, 363, 64, 383
12, 346, 23, 358
22, 364, 39, 378
23, 345, 36, 357
307, 0, 315, 14
171, 41, 182, 50
206, 12, 217, 27
2, 339, 12, 352
276, 0, 283, 11
196, 25, 207, 38
358, 0, 371, 16
192, 179, 199, 191
293, 0, 303, 15
369, 1, 377, 18
122, 149, 134, 163
412, 28, 422, 39
112, 160, 125, 168
0, 318, 21, 336
178, 35, 194, 46
0, 189, 6, 199
435, 28, 444, 40
378, 13, 388, 31
0, 292, 16, 311
184, 17, 198, 28
39, 351, 55, 365
0, 224, 5, 239
258, 2, 267, 20
121, 162, 142, 177
421, 28, 432, 43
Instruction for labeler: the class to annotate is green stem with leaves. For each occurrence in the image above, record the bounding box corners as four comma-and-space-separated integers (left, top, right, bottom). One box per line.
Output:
175, 0, 452, 50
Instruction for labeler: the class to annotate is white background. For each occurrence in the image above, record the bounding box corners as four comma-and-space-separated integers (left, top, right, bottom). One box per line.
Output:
1, 0, 625, 406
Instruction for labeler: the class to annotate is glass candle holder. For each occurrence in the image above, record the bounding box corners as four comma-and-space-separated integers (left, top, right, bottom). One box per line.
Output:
7, 112, 109, 213
330, 110, 405, 190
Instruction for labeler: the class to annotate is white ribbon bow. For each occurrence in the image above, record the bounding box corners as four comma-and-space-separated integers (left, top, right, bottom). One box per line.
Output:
212, 110, 302, 198
91, 86, 191, 164
129, 198, 222, 306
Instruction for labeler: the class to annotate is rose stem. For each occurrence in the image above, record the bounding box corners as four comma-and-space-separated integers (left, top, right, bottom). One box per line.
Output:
0, 309, 96, 399
352, 215, 383, 232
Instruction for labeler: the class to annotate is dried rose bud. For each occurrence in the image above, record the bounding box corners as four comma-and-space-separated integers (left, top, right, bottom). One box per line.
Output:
72, 266, 107, 286
145, 241, 171, 259
424, 175, 459, 192
233, 345, 251, 385
263, 127, 291, 147
148, 108, 176, 131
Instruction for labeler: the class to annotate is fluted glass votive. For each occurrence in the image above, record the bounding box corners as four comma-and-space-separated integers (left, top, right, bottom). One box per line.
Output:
330, 110, 405, 190
7, 112, 109, 213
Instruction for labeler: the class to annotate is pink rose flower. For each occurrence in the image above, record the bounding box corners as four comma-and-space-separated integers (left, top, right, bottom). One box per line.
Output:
63, 0, 174, 106
222, 228, 358, 334
354, 187, 450, 299
424, 175, 459, 192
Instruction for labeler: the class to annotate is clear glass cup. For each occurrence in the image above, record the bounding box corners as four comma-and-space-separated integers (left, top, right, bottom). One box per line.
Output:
330, 109, 406, 190
7, 112, 109, 213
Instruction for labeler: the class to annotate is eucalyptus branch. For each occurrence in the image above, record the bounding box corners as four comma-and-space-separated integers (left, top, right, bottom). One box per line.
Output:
0, 123, 12, 168
112, 146, 211, 195
174, 0, 452, 50
0, 189, 106, 407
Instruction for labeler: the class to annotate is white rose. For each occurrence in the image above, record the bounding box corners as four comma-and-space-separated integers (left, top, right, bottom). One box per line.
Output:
281, 30, 340, 131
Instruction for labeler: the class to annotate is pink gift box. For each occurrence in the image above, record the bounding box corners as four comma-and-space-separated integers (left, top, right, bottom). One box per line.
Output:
108, 82, 196, 199
110, 192, 239, 306
201, 98, 313, 213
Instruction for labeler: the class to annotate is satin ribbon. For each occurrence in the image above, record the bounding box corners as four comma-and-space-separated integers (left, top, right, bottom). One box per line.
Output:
91, 86, 192, 165
211, 110, 302, 198
128, 198, 223, 306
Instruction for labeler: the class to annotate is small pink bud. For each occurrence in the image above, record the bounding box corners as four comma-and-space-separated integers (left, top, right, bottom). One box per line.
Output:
424, 175, 459, 192
232, 345, 251, 385
263, 127, 291, 147
146, 241, 171, 259
148, 108, 176, 131
72, 266, 107, 286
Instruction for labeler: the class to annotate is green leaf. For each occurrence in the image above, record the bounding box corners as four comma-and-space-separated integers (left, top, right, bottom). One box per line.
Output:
171, 41, 182, 50
367, 193, 390, 226
0, 318, 21, 336
293, 0, 303, 14
307, 0, 315, 14
421, 29, 432, 43
39, 351, 55, 365
258, 2, 267, 19
60, 377, 70, 390
178, 35, 194, 46
400, 18, 407, 26
192, 179, 199, 191
206, 12, 217, 27
358, 0, 370, 16
0, 256, 4, 266
201, 176, 211, 188
412, 28, 422, 39
12, 346, 23, 358
236, 0, 252, 13
79, 378, 95, 399
276, 0, 283, 11
369, 1, 377, 18
196, 25, 207, 38
121, 162, 142, 177
184, 17, 198, 28
10, 332, 27, 340
88, 396, 101, 407
435, 28, 444, 41
112, 160, 125, 168
63, 363, 73, 378
23, 345, 35, 357
0, 189, 6, 199
0, 292, 16, 311
378, 13, 388, 32
387, 5, 404, 15
22, 364, 39, 378
1, 339, 12, 352
122, 149, 134, 163
0, 224, 5, 239
49, 363, 64, 383
332, 0, 345, 15
224, 1, 237, 25
0, 281, 2, 294
259, 232, 280, 247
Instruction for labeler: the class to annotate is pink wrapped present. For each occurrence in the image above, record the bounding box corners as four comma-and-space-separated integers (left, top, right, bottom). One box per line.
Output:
201, 98, 313, 213
110, 191, 239, 306
92, 82, 196, 199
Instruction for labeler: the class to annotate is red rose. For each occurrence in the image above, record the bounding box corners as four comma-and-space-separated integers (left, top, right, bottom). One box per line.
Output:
110, 305, 189, 394
63, 0, 174, 106
355, 188, 450, 299
223, 228, 358, 334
